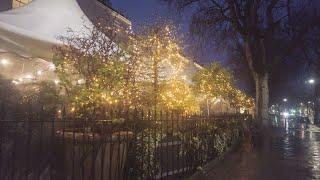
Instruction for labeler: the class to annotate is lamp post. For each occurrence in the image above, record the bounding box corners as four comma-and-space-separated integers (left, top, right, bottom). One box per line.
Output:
307, 78, 318, 124
282, 98, 289, 128
282, 98, 288, 116
299, 103, 304, 116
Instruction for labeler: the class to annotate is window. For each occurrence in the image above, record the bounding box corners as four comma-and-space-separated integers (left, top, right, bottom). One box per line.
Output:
12, 0, 32, 9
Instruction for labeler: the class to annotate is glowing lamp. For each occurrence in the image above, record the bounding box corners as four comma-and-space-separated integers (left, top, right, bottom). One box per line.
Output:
0, 59, 9, 66
308, 79, 315, 84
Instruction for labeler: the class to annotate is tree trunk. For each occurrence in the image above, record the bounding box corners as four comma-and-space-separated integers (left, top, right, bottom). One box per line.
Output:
206, 98, 210, 116
254, 73, 269, 126
245, 38, 269, 126
153, 59, 159, 111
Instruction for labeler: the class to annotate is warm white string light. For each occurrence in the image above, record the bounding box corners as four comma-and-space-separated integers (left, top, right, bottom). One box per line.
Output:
0, 56, 59, 85
36, 70, 43, 76
0, 52, 61, 87
54, 79, 60, 85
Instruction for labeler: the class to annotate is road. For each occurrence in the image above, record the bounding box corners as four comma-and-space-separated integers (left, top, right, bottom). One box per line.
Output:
204, 117, 320, 180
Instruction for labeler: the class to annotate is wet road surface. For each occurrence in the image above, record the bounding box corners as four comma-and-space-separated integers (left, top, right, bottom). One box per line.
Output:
205, 118, 320, 180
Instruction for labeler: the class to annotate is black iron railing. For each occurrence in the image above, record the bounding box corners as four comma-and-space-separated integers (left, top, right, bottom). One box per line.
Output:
0, 111, 251, 180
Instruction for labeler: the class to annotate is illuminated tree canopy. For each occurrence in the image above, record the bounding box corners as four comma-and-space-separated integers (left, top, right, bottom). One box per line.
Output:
193, 62, 254, 113
160, 79, 200, 113
53, 20, 132, 118
229, 88, 255, 112
193, 62, 234, 100
135, 23, 186, 109
52, 20, 254, 118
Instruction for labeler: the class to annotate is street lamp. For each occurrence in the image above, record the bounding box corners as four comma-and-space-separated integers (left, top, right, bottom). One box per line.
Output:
283, 112, 289, 118
282, 98, 288, 114
308, 79, 315, 84
307, 78, 318, 124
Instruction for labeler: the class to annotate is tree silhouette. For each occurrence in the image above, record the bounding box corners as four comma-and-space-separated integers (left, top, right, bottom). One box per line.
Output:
162, 0, 320, 125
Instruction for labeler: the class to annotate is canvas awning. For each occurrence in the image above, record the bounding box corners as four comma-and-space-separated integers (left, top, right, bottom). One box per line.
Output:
0, 0, 94, 59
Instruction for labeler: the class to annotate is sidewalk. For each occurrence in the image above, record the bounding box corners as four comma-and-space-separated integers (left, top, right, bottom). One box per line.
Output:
188, 122, 320, 180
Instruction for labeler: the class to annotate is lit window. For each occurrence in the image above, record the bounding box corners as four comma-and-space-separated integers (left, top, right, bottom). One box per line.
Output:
12, 0, 32, 9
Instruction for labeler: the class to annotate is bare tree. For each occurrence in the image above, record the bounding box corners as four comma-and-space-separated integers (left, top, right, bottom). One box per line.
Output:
163, 0, 320, 125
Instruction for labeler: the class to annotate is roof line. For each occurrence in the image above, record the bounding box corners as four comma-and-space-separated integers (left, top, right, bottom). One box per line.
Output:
97, 0, 131, 25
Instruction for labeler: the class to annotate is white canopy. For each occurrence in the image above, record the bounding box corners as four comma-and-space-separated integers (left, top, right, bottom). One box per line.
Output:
0, 0, 94, 58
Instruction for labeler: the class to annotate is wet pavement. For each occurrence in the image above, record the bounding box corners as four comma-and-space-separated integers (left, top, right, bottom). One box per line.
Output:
205, 118, 320, 180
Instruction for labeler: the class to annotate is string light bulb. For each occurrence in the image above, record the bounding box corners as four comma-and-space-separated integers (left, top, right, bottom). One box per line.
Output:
54, 79, 60, 85
37, 70, 43, 76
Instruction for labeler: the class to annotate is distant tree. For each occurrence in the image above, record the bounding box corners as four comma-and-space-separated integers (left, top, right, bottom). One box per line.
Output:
229, 88, 254, 113
163, 0, 320, 125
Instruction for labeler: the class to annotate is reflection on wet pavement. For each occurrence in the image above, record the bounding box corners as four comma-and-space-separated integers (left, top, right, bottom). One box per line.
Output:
205, 118, 320, 180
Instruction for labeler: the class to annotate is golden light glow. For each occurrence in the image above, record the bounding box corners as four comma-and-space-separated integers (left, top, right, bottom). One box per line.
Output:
52, 21, 254, 116
12, 0, 32, 9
